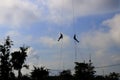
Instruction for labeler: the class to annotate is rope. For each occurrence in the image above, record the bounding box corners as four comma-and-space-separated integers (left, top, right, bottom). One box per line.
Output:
60, 0, 65, 71
74, 40, 84, 63
59, 40, 64, 71
71, 0, 76, 34
71, 0, 77, 63
58, 40, 64, 80
74, 40, 77, 62
57, 0, 65, 72
71, 0, 83, 63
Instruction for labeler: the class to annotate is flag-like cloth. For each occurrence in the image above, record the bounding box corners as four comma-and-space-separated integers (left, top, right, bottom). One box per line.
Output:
58, 33, 63, 41
73, 34, 79, 43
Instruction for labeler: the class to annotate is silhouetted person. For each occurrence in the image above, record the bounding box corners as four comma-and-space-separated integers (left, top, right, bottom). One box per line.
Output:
58, 33, 63, 41
73, 34, 79, 43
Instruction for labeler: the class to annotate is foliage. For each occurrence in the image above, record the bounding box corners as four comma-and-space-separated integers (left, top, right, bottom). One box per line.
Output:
0, 36, 29, 80
11, 45, 29, 78
59, 70, 73, 80
31, 66, 49, 80
105, 72, 120, 80
95, 75, 105, 80
0, 36, 13, 80
0, 36, 120, 80
74, 62, 96, 80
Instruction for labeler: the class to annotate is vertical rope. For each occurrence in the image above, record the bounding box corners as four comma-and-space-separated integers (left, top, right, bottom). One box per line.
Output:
103, 69, 105, 76
71, 0, 78, 63
71, 0, 85, 63
59, 0, 64, 71
61, 0, 64, 71
59, 40, 64, 71
74, 41, 77, 62
71, 0, 76, 34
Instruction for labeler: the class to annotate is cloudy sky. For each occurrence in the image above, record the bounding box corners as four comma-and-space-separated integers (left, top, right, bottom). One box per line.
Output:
0, 0, 120, 75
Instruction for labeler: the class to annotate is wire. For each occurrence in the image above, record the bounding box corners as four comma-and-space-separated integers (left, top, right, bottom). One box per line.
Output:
95, 63, 120, 69
71, 0, 84, 63
49, 63, 120, 72
57, 0, 65, 71
71, 0, 76, 33
58, 39, 64, 71
72, 0, 77, 63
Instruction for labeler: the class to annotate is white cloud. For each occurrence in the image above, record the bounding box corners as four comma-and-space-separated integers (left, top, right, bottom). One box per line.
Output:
21, 47, 41, 75
80, 14, 120, 70
81, 13, 120, 50
38, 34, 70, 48
103, 14, 120, 45
80, 31, 112, 49
0, 0, 119, 27
41, 0, 120, 24
39, 37, 58, 47
4, 30, 36, 51
0, 0, 41, 27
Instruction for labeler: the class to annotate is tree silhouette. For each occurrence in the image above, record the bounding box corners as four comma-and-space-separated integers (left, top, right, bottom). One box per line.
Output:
9, 72, 16, 80
31, 66, 49, 80
95, 75, 105, 80
106, 72, 120, 80
0, 36, 13, 80
59, 70, 73, 80
11, 45, 29, 79
74, 62, 95, 80
21, 75, 31, 80
0, 36, 120, 80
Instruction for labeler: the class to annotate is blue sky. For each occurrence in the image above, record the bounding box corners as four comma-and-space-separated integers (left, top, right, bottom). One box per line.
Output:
0, 0, 120, 75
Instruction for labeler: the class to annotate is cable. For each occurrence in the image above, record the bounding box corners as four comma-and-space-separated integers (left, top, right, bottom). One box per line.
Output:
71, 0, 84, 63
58, 39, 64, 71
71, 0, 76, 33
57, 0, 65, 71
71, 0, 77, 63
95, 63, 120, 69
74, 40, 77, 62
48, 63, 120, 76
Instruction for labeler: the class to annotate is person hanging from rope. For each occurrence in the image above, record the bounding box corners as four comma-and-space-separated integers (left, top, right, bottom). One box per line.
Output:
73, 34, 79, 43
58, 33, 63, 41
